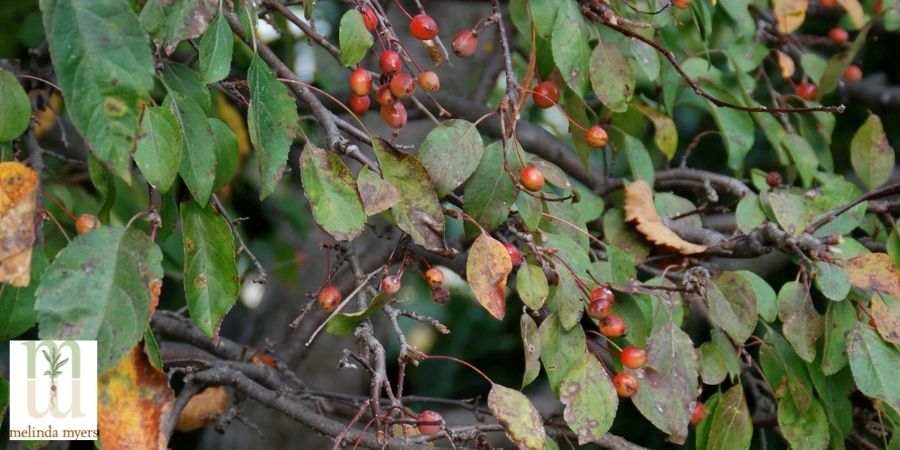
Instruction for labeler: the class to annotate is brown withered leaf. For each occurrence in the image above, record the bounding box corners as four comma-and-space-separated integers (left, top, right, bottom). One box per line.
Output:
466, 233, 512, 320
175, 386, 229, 432
870, 293, 900, 345
0, 161, 38, 287
624, 180, 707, 255
99, 344, 175, 450
772, 0, 809, 34
839, 253, 900, 297
775, 50, 796, 79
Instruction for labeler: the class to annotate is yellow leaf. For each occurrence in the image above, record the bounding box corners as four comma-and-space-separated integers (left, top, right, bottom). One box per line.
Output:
839, 253, 900, 297
0, 161, 38, 287
175, 386, 228, 432
772, 0, 809, 34
466, 233, 512, 320
99, 345, 175, 450
836, 0, 864, 28
775, 50, 796, 79
871, 293, 900, 345
624, 180, 707, 255
215, 92, 251, 156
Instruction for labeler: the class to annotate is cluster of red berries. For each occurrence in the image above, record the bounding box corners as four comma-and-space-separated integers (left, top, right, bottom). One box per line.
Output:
792, 25, 863, 100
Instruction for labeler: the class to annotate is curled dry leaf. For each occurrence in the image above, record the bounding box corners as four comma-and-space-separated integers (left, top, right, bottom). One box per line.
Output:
0, 161, 38, 287
775, 50, 796, 79
839, 253, 900, 297
466, 233, 513, 320
175, 386, 229, 432
624, 180, 707, 255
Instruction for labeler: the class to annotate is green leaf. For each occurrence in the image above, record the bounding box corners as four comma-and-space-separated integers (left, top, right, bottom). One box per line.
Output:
520, 313, 542, 388
704, 86, 754, 170
373, 138, 448, 254
698, 329, 741, 385
778, 396, 829, 450
778, 281, 823, 362
248, 54, 299, 199
821, 299, 856, 375
209, 118, 239, 192
763, 191, 809, 236
487, 384, 547, 450
760, 328, 814, 413
552, 268, 583, 330
299, 144, 366, 241
531, 0, 563, 37
166, 92, 217, 206
800, 53, 827, 84
339, 9, 374, 67
609, 127, 654, 185
464, 141, 521, 236
646, 323, 699, 398
783, 133, 818, 188
140, 0, 218, 54
552, 1, 591, 97
181, 200, 239, 338
603, 209, 650, 264
735, 270, 777, 322
850, 113, 895, 190
35, 227, 162, 370
632, 369, 692, 444
847, 323, 900, 411
41, 0, 155, 183
326, 291, 392, 336
559, 352, 618, 444
695, 391, 721, 450
357, 167, 400, 216
0, 68, 31, 141
708, 272, 758, 343
199, 10, 233, 83
631, 33, 660, 82
539, 314, 585, 393
163, 63, 211, 113
633, 103, 677, 159
517, 263, 548, 310
0, 251, 49, 340
517, 190, 543, 231
706, 385, 753, 450
814, 261, 851, 301
418, 120, 484, 198
134, 106, 182, 192
590, 42, 634, 112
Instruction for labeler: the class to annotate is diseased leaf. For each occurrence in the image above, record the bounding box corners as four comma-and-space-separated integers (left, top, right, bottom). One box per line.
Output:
821, 299, 856, 374
517, 263, 548, 310
140, 0, 219, 54
357, 167, 400, 216
0, 251, 48, 339
299, 144, 366, 241
631, 369, 692, 444
41, 0, 155, 183
847, 323, 900, 411
735, 270, 777, 322
0, 68, 31, 141
590, 43, 634, 112
708, 272, 758, 343
520, 313, 541, 388
466, 234, 512, 320
0, 162, 38, 287
646, 323, 699, 399
760, 328, 814, 413
181, 201, 239, 339
778, 396, 829, 450
778, 281, 823, 362
772, 0, 808, 34
624, 180, 707, 254
199, 10, 233, 83
465, 141, 522, 236
839, 252, 900, 297
870, 293, 900, 345
814, 261, 850, 301
166, 92, 217, 206
418, 120, 484, 197
763, 191, 808, 236
248, 55, 299, 199
850, 113, 895, 190
559, 352, 618, 444
134, 106, 182, 192
487, 384, 547, 450
539, 314, 585, 393
706, 385, 752, 450
35, 227, 163, 370
552, 1, 591, 97
339, 9, 374, 67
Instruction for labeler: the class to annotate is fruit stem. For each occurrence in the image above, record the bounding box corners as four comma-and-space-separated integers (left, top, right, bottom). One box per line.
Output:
423, 354, 494, 385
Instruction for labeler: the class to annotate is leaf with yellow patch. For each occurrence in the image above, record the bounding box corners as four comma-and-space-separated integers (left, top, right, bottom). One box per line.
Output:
871, 293, 900, 345
624, 180, 707, 255
99, 345, 174, 449
467, 234, 513, 320
0, 162, 38, 287
839, 253, 900, 297
836, 0, 864, 28
175, 386, 228, 432
488, 384, 547, 450
772, 0, 809, 34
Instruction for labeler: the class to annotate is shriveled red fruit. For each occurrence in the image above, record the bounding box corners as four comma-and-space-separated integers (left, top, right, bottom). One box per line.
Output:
379, 51, 402, 74
425, 267, 444, 287
381, 275, 401, 294
504, 242, 523, 266
532, 81, 560, 109
620, 346, 648, 369
380, 102, 407, 128
795, 82, 818, 100
417, 71, 440, 92
519, 166, 544, 192
589, 286, 615, 304
375, 84, 396, 106
672, 0, 691, 8
349, 94, 371, 114
75, 213, 100, 235
432, 286, 451, 304
843, 64, 863, 82
318, 284, 341, 312
600, 314, 627, 338
586, 125, 608, 148
586, 298, 612, 320
410, 14, 439, 40
690, 401, 706, 425
829, 27, 849, 44
360, 6, 378, 32
452, 30, 478, 57
389, 73, 416, 98
765, 171, 782, 188
349, 68, 373, 96
417, 410, 443, 435
614, 373, 639, 397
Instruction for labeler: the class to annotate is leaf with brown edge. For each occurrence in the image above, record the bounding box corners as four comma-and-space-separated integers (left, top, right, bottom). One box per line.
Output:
99, 344, 174, 450
839, 253, 900, 297
772, 0, 808, 34
624, 180, 707, 255
487, 384, 547, 450
871, 293, 900, 345
175, 386, 228, 432
0, 162, 38, 287
466, 234, 512, 320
